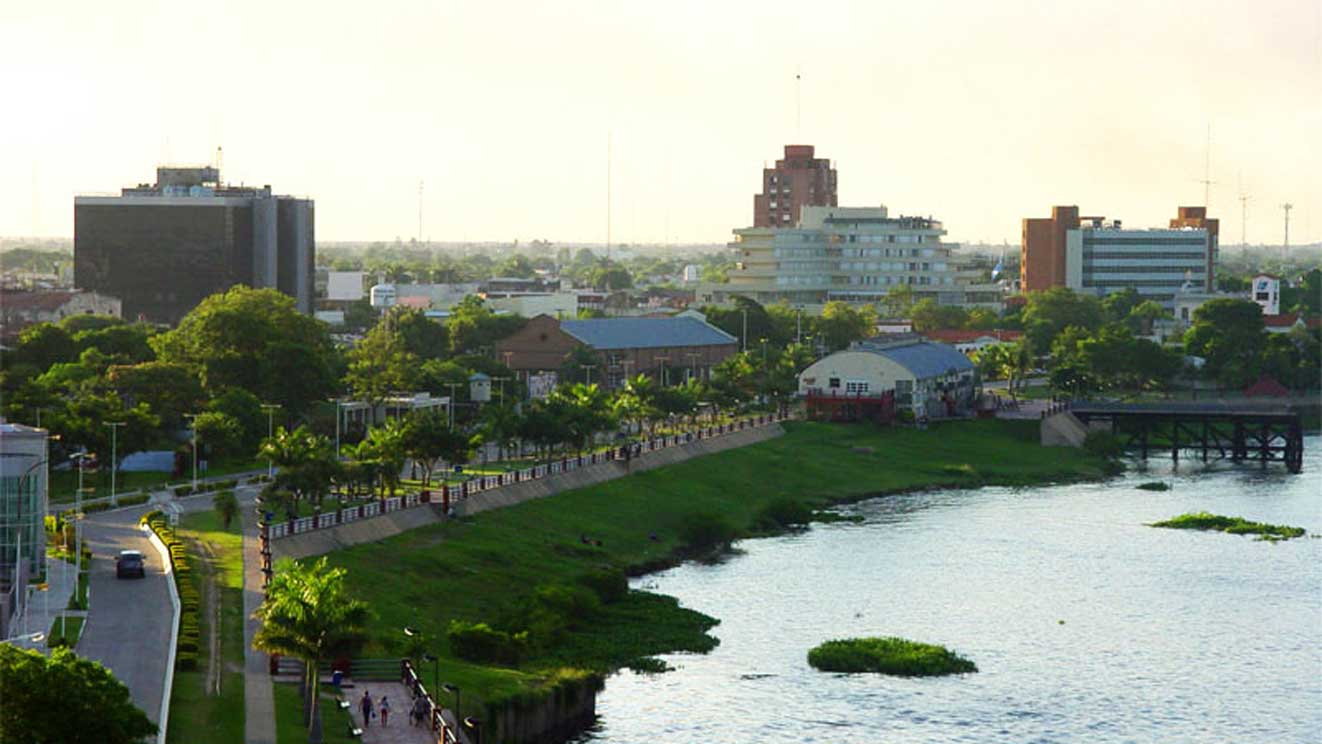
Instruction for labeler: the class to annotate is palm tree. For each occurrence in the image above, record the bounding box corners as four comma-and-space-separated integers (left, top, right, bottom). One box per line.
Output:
252, 558, 371, 743
357, 419, 408, 496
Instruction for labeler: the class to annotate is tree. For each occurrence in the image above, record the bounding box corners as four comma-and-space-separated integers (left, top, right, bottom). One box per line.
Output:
550, 383, 616, 455
107, 361, 203, 429
0, 645, 157, 744
345, 321, 420, 410
1022, 287, 1105, 350
966, 307, 1000, 330
400, 410, 469, 485
881, 284, 915, 318
151, 287, 338, 418
383, 306, 448, 361
587, 263, 633, 291
817, 301, 877, 351
213, 490, 239, 529
252, 558, 371, 743
1182, 298, 1266, 387
72, 324, 155, 364
354, 419, 409, 496
14, 323, 77, 370
1101, 287, 1142, 324
259, 426, 338, 509
44, 392, 159, 466
1127, 300, 1171, 335
909, 299, 969, 332
478, 402, 522, 461
208, 388, 268, 454
193, 411, 244, 461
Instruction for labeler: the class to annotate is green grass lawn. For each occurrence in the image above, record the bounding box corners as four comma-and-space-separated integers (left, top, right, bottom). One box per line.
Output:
273, 683, 359, 744
166, 510, 246, 744
46, 615, 84, 648
318, 419, 1109, 718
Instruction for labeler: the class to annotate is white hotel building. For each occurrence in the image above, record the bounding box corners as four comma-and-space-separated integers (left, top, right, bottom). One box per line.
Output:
1065, 218, 1214, 307
702, 206, 1002, 310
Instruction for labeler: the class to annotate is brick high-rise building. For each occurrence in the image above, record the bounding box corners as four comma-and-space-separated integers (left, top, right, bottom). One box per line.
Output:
753, 145, 837, 227
75, 166, 314, 324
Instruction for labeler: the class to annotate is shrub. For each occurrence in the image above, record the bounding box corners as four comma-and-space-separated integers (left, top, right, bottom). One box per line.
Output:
577, 569, 628, 604
1083, 431, 1124, 459
808, 637, 977, 677
176, 652, 198, 671
678, 512, 736, 552
753, 498, 813, 531
447, 620, 528, 666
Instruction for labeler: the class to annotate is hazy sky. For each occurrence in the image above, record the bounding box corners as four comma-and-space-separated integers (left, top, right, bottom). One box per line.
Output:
3, 0, 1319, 246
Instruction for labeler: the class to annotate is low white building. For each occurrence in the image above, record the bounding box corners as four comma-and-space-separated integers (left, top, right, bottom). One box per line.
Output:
1250, 274, 1281, 316
0, 290, 121, 337
797, 336, 977, 418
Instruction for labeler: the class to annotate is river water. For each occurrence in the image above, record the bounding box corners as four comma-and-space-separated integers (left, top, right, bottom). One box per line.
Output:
575, 438, 1322, 743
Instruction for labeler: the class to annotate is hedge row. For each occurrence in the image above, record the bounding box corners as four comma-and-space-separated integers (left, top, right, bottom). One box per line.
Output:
141, 510, 202, 670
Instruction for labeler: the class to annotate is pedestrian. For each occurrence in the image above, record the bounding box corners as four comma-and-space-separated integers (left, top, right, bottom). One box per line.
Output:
360, 690, 373, 728
412, 696, 428, 727
380, 696, 390, 728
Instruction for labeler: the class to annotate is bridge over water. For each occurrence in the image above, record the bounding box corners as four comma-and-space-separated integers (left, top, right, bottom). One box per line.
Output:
1067, 400, 1304, 474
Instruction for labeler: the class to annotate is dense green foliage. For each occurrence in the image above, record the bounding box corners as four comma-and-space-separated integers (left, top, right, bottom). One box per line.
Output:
807, 637, 978, 676
0, 646, 157, 744
319, 419, 1107, 713
1149, 512, 1306, 540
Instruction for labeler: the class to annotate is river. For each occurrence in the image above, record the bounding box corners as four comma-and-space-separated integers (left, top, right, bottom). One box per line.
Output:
574, 437, 1322, 743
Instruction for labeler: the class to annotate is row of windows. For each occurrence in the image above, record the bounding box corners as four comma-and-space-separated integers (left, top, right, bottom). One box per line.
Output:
1083, 265, 1205, 274
1082, 280, 1190, 288
1082, 237, 1208, 246
774, 246, 936, 258
1083, 252, 1207, 260
839, 234, 930, 244
775, 274, 954, 287
839, 261, 947, 272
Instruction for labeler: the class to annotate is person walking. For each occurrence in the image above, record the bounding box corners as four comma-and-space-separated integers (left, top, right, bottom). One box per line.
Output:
412, 695, 428, 727
360, 690, 374, 728
380, 696, 391, 728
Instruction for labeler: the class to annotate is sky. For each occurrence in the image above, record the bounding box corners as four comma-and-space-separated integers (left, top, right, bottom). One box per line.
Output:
2, 0, 1319, 247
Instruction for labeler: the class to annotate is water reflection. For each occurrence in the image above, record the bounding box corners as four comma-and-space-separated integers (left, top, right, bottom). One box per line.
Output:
576, 439, 1322, 743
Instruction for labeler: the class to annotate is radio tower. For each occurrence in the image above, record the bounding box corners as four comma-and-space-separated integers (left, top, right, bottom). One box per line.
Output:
418, 180, 424, 244
1281, 203, 1293, 258
1238, 193, 1250, 248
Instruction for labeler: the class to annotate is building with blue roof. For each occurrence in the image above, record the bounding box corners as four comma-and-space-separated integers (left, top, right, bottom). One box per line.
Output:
495, 314, 739, 390
797, 335, 978, 419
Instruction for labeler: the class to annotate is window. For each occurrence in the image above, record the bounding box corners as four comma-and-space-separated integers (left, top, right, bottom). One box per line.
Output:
845, 380, 870, 394
828, 377, 841, 389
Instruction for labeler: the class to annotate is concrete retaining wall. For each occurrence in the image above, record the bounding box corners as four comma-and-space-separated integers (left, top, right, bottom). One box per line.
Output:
1041, 411, 1089, 447
273, 423, 785, 560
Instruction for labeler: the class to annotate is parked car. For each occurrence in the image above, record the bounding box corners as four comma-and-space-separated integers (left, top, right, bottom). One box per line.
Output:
116, 550, 146, 579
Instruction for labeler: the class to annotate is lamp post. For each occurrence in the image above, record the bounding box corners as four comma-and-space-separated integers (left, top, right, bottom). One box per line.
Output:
581, 364, 596, 386
104, 422, 124, 507
463, 717, 482, 744
182, 413, 200, 491
442, 682, 462, 724
260, 404, 280, 478
492, 376, 509, 403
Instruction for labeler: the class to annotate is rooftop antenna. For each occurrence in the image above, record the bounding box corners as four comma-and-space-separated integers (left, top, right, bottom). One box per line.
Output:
606, 132, 612, 261
795, 67, 802, 141
418, 179, 424, 244
1282, 203, 1293, 257
214, 146, 223, 181
1196, 123, 1216, 209
1237, 172, 1249, 249
30, 164, 37, 237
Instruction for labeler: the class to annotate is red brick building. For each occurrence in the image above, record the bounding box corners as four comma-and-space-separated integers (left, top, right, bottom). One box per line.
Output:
753, 145, 837, 227
494, 314, 738, 389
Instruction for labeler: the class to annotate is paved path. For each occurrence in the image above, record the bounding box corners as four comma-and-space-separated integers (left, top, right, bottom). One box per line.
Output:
78, 503, 172, 727
242, 501, 277, 744
348, 682, 451, 744
8, 556, 81, 653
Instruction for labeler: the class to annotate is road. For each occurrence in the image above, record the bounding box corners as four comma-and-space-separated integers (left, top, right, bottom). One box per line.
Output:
78, 503, 173, 727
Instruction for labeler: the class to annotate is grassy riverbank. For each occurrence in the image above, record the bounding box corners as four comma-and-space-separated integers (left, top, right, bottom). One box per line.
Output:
808, 637, 977, 676
319, 418, 1109, 719
166, 512, 245, 744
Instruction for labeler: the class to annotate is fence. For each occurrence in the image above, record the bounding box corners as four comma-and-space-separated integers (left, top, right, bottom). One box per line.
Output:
264, 411, 790, 541
401, 659, 461, 744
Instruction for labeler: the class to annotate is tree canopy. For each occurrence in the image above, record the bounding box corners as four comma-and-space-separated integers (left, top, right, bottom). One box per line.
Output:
0, 645, 157, 744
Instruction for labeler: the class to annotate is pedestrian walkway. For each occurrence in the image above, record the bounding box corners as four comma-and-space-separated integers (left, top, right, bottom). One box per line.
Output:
345, 682, 448, 744
242, 503, 277, 744
9, 556, 80, 653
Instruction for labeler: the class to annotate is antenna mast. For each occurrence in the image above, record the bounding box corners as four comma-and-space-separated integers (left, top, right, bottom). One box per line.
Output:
418, 180, 424, 244
1282, 203, 1293, 257
1238, 193, 1250, 248
606, 132, 612, 261
795, 68, 802, 141
1200, 123, 1214, 209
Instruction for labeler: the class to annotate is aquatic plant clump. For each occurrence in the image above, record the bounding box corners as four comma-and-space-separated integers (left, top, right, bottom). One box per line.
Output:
1149, 512, 1306, 541
807, 637, 977, 677
1136, 481, 1170, 491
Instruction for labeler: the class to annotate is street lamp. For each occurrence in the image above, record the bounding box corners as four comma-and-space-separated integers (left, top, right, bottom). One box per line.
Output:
403, 627, 440, 698
463, 717, 482, 744
103, 422, 124, 507
182, 413, 200, 491
442, 682, 462, 724
260, 404, 280, 478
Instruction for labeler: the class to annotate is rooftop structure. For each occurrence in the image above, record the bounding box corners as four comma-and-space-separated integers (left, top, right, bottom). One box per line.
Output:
754, 145, 838, 228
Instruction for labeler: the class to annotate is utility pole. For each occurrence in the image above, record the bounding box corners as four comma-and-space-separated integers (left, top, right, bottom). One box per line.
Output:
654, 356, 669, 387
103, 422, 124, 507
582, 364, 596, 386
445, 384, 461, 428
606, 132, 612, 262
492, 377, 509, 403
741, 308, 748, 352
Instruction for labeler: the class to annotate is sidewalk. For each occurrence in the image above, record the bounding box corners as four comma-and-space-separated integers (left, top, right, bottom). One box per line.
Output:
346, 682, 454, 744
9, 555, 81, 653
242, 502, 277, 744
